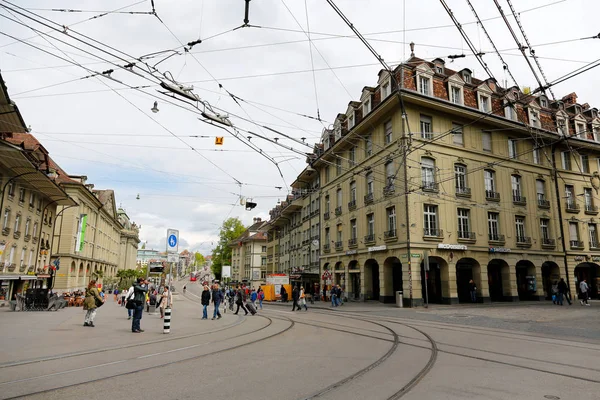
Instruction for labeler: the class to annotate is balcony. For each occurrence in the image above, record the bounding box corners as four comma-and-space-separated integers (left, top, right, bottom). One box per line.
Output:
455, 186, 471, 198
348, 200, 357, 210
24, 234, 31, 242
485, 190, 500, 202
488, 233, 505, 244
335, 206, 342, 216
311, 235, 319, 240
570, 240, 584, 249
585, 204, 599, 215
364, 193, 374, 205
422, 180, 439, 192
335, 241, 343, 250
537, 196, 550, 209
19, 264, 27, 273
302, 239, 310, 246
364, 234, 375, 244
384, 229, 397, 240
457, 231, 476, 242
516, 236, 532, 247
302, 215, 310, 222
541, 238, 556, 248
383, 185, 395, 197
590, 241, 600, 251
512, 192, 527, 205
310, 209, 319, 217
423, 228, 443, 239
323, 244, 330, 253
1, 227, 9, 236
565, 201, 580, 213
7, 263, 16, 272
13, 230, 21, 240
32, 237, 38, 244
348, 238, 358, 247
324, 211, 330, 220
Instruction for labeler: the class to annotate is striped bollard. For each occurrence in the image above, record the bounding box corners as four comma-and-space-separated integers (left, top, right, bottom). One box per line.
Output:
163, 307, 171, 334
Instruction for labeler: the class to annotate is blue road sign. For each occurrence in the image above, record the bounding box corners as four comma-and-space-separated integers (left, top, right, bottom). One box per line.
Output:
168, 235, 177, 247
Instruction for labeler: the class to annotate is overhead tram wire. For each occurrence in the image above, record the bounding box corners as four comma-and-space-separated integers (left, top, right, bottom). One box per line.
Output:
303, 0, 322, 122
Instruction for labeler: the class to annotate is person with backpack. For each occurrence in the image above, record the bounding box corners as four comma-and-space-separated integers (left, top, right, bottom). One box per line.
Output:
557, 278, 571, 306
201, 285, 210, 319
131, 278, 149, 333
234, 286, 248, 315
83, 280, 104, 327
257, 287, 264, 309
124, 285, 135, 319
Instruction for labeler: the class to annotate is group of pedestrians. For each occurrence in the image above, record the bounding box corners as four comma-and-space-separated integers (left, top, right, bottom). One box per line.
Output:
201, 283, 224, 320
330, 284, 344, 307
291, 286, 308, 311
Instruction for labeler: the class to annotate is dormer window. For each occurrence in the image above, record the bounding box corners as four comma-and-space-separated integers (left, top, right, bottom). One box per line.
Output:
418, 76, 431, 96
479, 94, 490, 112
363, 99, 370, 115
451, 86, 462, 105
381, 81, 390, 98
593, 125, 600, 142
575, 105, 582, 114
504, 100, 517, 121
576, 122, 586, 138
529, 108, 541, 128
557, 117, 567, 136
540, 98, 548, 108
348, 114, 354, 129
435, 65, 444, 74
462, 72, 471, 83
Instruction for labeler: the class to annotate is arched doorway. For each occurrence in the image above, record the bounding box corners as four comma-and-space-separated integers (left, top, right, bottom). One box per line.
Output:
542, 261, 561, 300
487, 259, 509, 302
420, 256, 447, 304
383, 257, 402, 303
78, 262, 84, 288
516, 260, 537, 300
574, 262, 599, 299
456, 258, 480, 303
348, 260, 360, 300
364, 259, 380, 301
334, 261, 344, 286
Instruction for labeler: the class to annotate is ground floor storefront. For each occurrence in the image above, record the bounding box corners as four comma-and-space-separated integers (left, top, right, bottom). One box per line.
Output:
51, 256, 118, 292
321, 244, 567, 306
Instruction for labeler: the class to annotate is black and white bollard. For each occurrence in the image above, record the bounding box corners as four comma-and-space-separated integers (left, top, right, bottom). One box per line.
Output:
163, 307, 171, 334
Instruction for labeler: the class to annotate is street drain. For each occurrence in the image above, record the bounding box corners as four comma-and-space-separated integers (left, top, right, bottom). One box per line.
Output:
544, 396, 560, 400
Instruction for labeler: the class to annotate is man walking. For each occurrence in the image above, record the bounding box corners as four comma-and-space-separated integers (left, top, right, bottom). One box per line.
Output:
469, 279, 477, 303
336, 285, 344, 306
132, 278, 149, 333
201, 285, 210, 319
557, 278, 571, 306
331, 286, 337, 307
212, 283, 223, 320
291, 286, 301, 311
234, 286, 248, 315
579, 279, 591, 306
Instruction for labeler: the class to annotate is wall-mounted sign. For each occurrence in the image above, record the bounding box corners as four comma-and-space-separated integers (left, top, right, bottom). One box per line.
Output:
489, 247, 511, 253
346, 250, 357, 255
368, 245, 387, 252
574, 256, 586, 262
591, 256, 600, 262
437, 244, 467, 250
411, 253, 422, 258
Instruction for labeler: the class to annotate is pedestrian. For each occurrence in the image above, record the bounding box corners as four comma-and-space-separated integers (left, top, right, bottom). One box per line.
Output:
257, 287, 264, 309
120, 289, 127, 307
212, 284, 223, 320
83, 280, 103, 327
132, 278, 149, 333
234, 286, 248, 315
336, 285, 344, 306
579, 279, 590, 306
124, 284, 135, 319
292, 286, 301, 311
201, 285, 210, 319
227, 288, 235, 312
158, 286, 172, 318
551, 281, 559, 304
300, 286, 308, 311
113, 288, 119, 302
280, 285, 287, 303
183, 285, 187, 294
250, 288, 258, 308
331, 286, 337, 307
557, 278, 571, 306
469, 279, 477, 303
323, 286, 327, 302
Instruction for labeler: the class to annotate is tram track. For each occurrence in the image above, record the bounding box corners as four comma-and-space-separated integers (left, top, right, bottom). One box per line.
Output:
1, 314, 295, 400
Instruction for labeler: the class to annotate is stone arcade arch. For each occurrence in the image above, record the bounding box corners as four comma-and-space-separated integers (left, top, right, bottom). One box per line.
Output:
574, 262, 600, 299
364, 259, 380, 301
515, 260, 537, 300
348, 260, 360, 300
455, 257, 481, 303
334, 261, 344, 286
382, 257, 402, 303
420, 256, 448, 304
487, 259, 510, 302
542, 261, 561, 300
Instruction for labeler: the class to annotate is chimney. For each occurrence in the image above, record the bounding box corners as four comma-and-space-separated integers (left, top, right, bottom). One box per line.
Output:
409, 42, 415, 57
562, 92, 577, 105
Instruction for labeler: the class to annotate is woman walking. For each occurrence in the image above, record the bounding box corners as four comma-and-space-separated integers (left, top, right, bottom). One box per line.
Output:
234, 287, 248, 315
83, 280, 104, 327
300, 286, 308, 311
257, 287, 264, 309
201, 285, 211, 319
158, 286, 172, 318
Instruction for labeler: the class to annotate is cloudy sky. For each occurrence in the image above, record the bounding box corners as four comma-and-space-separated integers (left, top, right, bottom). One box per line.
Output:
1, 0, 597, 254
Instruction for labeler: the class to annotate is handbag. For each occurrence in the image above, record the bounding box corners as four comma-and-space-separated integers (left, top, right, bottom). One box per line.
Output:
126, 300, 136, 310
95, 297, 104, 308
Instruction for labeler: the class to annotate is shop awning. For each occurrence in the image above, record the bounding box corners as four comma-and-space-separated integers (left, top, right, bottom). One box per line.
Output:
20, 275, 38, 280
36, 274, 51, 279
0, 275, 19, 280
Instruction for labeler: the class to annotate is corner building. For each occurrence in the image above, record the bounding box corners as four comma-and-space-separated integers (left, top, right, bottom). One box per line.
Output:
307, 53, 600, 306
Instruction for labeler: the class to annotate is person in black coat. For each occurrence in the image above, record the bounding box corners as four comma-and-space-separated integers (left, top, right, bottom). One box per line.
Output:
557, 278, 571, 305
280, 285, 288, 303
234, 287, 248, 315
201, 285, 211, 320
211, 284, 224, 320
291, 286, 301, 311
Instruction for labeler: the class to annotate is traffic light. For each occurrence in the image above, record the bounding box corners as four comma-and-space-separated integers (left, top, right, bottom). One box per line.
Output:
215, 137, 224, 145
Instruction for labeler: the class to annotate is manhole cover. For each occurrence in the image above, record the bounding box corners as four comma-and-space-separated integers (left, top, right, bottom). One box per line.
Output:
544, 395, 560, 399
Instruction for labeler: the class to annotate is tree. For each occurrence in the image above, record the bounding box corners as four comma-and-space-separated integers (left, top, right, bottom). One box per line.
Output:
211, 217, 246, 279
195, 252, 205, 266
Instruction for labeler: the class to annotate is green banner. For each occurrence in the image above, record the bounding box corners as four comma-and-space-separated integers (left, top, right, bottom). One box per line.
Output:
76, 214, 88, 253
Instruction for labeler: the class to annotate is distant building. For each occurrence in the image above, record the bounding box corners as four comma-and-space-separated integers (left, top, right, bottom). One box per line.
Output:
229, 217, 268, 287
137, 248, 166, 268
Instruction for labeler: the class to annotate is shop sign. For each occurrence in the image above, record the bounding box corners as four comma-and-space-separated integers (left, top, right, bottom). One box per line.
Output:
368, 245, 387, 252
574, 256, 586, 262
346, 250, 357, 255
592, 256, 600, 262
489, 247, 511, 253
437, 244, 467, 250
411, 253, 422, 258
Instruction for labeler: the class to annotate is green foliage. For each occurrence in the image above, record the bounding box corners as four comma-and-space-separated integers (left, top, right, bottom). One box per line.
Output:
212, 217, 246, 279
194, 252, 205, 266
